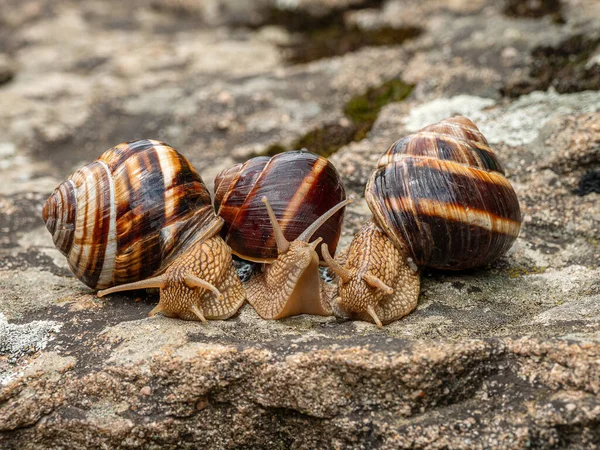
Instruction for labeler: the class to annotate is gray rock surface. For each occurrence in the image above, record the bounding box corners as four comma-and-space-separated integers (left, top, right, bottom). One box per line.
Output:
1, 0, 600, 448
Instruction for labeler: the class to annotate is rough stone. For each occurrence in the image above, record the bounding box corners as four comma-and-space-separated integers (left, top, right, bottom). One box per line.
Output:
0, 313, 61, 366
0, 54, 15, 86
1, 0, 600, 448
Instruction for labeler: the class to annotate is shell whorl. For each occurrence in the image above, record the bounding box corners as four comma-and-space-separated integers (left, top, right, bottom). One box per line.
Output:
43, 139, 217, 289
43, 179, 77, 257
368, 116, 522, 270
378, 116, 505, 174
214, 151, 347, 263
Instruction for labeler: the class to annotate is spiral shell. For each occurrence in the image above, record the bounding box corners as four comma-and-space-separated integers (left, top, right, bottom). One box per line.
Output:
367, 116, 522, 270
42, 139, 217, 289
213, 151, 346, 263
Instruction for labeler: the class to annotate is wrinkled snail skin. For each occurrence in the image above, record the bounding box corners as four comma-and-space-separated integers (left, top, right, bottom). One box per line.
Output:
244, 196, 353, 320
43, 140, 245, 322
324, 221, 421, 328
97, 225, 245, 322
214, 151, 350, 320
328, 116, 522, 327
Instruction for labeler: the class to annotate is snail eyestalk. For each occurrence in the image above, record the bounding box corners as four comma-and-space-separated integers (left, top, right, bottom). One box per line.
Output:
309, 237, 323, 251
366, 305, 383, 328
321, 243, 351, 283
261, 196, 290, 254
363, 273, 394, 295
297, 197, 353, 243
191, 304, 208, 324
97, 275, 167, 297
185, 274, 224, 300
148, 304, 164, 317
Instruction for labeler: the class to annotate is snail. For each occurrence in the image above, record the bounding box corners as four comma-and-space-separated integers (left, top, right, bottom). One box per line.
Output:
323, 116, 522, 327
42, 139, 245, 322
214, 151, 351, 319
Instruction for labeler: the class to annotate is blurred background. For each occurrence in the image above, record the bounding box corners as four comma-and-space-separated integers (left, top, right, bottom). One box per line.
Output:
0, 0, 598, 186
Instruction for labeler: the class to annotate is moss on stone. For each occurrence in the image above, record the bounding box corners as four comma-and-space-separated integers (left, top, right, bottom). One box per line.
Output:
261, 144, 288, 157
253, 79, 413, 159
502, 34, 600, 98
507, 266, 547, 279
260, 1, 421, 64
344, 79, 414, 125
283, 25, 422, 65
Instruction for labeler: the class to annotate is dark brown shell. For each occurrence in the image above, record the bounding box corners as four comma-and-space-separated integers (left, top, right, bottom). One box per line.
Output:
214, 151, 346, 263
367, 116, 522, 270
42, 139, 218, 289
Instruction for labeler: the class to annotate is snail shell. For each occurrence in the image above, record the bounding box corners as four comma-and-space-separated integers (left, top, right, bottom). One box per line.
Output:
213, 151, 347, 263
42, 139, 218, 290
368, 116, 522, 270
328, 116, 522, 327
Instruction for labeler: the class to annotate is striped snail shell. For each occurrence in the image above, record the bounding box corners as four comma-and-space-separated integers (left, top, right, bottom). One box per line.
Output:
213, 150, 350, 321
325, 116, 522, 328
42, 139, 217, 290
368, 115, 522, 269
213, 150, 347, 263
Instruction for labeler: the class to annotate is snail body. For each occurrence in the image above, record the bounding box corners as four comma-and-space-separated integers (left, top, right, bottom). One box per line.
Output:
43, 140, 245, 322
325, 116, 522, 327
214, 151, 350, 319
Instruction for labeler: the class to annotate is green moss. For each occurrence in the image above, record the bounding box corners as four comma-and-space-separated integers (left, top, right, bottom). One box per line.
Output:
503, 0, 563, 21
252, 79, 413, 159
247, 3, 420, 159
507, 266, 547, 279
292, 123, 362, 158
284, 25, 422, 65
344, 79, 414, 124
260, 1, 421, 64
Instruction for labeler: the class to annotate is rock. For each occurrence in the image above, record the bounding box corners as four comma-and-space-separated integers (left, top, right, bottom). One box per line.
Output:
538, 113, 600, 175
0, 54, 16, 86
0, 313, 61, 366
1, 0, 600, 447
502, 0, 563, 20
276, 0, 367, 17
151, 0, 272, 27
150, 0, 372, 27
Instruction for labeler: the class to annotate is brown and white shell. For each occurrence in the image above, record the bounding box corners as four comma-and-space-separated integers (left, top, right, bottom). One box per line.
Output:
213, 151, 347, 263
368, 116, 522, 270
42, 139, 219, 289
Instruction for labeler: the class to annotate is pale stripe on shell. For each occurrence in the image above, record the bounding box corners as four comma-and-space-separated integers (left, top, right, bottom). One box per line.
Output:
408, 156, 513, 189
71, 165, 97, 281
96, 160, 117, 289
415, 198, 521, 237
155, 143, 179, 220
280, 156, 328, 238
54, 180, 76, 252
378, 133, 498, 172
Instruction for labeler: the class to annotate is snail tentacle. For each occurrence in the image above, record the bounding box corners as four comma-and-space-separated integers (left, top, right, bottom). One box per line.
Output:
97, 275, 167, 297
321, 243, 351, 283
335, 116, 521, 327
245, 196, 352, 320
261, 196, 290, 254
185, 274, 224, 300
191, 304, 208, 324
44, 140, 245, 323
